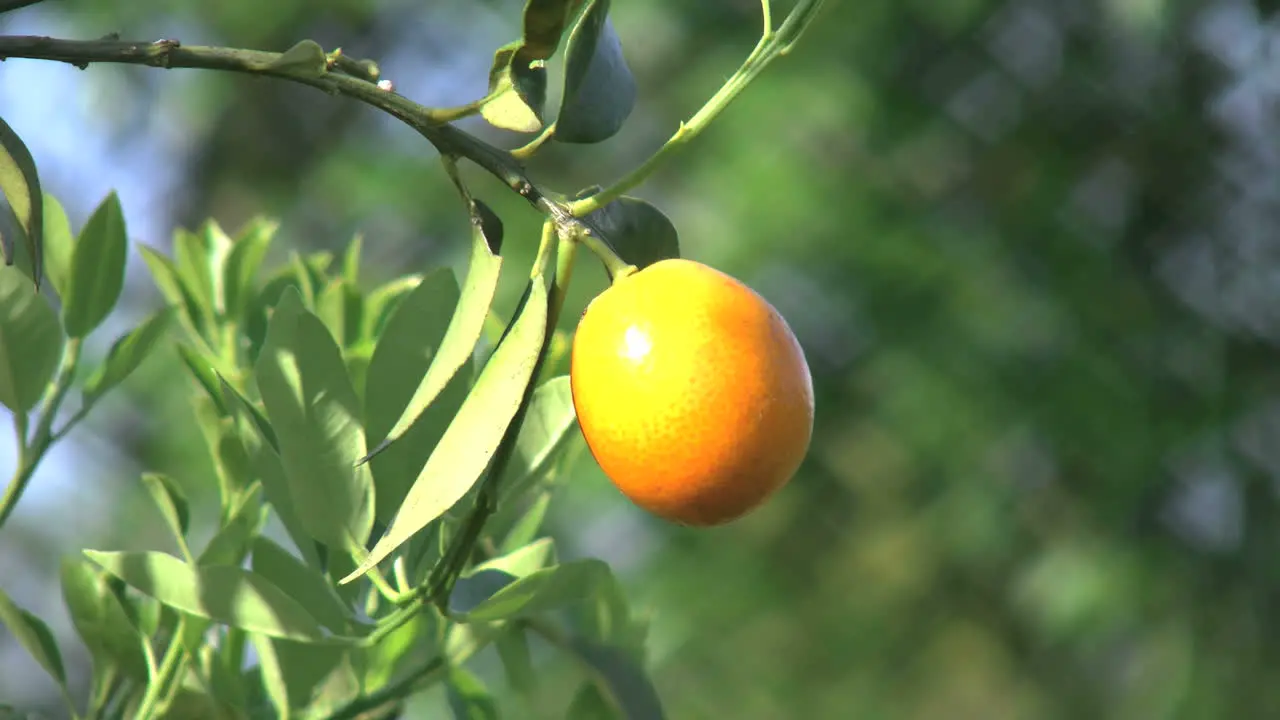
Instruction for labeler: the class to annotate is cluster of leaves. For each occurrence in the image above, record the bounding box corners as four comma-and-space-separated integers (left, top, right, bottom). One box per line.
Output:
0, 187, 663, 718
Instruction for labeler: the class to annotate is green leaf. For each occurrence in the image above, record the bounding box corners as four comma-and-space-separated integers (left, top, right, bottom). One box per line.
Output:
269, 39, 328, 78
251, 537, 352, 634
250, 633, 293, 720
40, 192, 73, 300
362, 200, 504, 464
451, 559, 610, 623
556, 0, 637, 143
446, 665, 500, 720
84, 550, 329, 642
140, 472, 192, 553
0, 264, 62, 413
59, 556, 149, 682
218, 372, 277, 452
140, 245, 208, 340
498, 375, 577, 503
199, 484, 267, 566
363, 273, 423, 343
517, 0, 587, 62
83, 307, 174, 401
175, 343, 231, 416
498, 492, 552, 556
584, 196, 680, 271
567, 681, 615, 720
245, 267, 310, 362
62, 191, 128, 337
449, 539, 556, 614
315, 278, 362, 348
495, 628, 536, 698
0, 115, 43, 288
254, 286, 375, 550
222, 217, 277, 321
364, 269, 468, 523
0, 586, 66, 691
565, 639, 666, 720
341, 238, 553, 584
175, 221, 232, 319
482, 44, 549, 134
341, 234, 362, 286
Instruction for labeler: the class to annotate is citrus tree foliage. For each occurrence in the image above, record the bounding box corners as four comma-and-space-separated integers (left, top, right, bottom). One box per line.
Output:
0, 0, 825, 718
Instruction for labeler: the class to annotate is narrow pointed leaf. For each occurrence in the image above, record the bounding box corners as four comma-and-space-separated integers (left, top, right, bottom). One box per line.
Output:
254, 287, 375, 549
250, 633, 294, 720
199, 484, 267, 566
63, 191, 128, 337
567, 639, 666, 720
365, 268, 467, 522
452, 559, 611, 623
0, 115, 42, 287
556, 0, 637, 143
498, 375, 577, 503
498, 492, 552, 555
140, 245, 208, 339
222, 217, 277, 321
251, 537, 351, 633
84, 550, 328, 642
0, 264, 61, 412
362, 200, 504, 464
363, 274, 423, 343
40, 192, 73, 299
446, 665, 500, 720
141, 472, 192, 551
0, 586, 66, 690
83, 307, 174, 401
496, 628, 536, 697
567, 682, 615, 719
342, 242, 553, 584
59, 557, 149, 681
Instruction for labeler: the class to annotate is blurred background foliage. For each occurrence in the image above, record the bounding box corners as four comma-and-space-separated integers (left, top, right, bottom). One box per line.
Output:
4, 0, 1280, 717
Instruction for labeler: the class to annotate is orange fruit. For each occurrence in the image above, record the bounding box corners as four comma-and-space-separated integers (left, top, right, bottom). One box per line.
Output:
570, 258, 814, 526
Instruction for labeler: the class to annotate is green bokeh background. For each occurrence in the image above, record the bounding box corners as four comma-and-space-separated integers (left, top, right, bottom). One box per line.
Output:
4, 0, 1280, 717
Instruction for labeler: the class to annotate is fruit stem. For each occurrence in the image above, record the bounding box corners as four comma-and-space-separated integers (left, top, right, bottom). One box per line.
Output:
574, 225, 636, 283
549, 222, 578, 326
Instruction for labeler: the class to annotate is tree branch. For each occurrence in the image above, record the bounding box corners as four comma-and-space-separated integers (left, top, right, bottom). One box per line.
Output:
0, 35, 566, 216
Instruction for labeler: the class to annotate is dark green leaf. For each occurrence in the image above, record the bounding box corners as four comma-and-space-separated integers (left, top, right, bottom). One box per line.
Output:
269, 39, 328, 78
496, 627, 536, 698
84, 550, 329, 642
254, 286, 375, 550
63, 191, 128, 337
453, 559, 609, 623
567, 639, 666, 720
365, 269, 468, 523
83, 307, 174, 401
342, 239, 553, 584
518, 0, 587, 62
584, 196, 680, 271
59, 556, 149, 682
217, 372, 277, 452
556, 0, 637, 143
446, 665, 500, 720
251, 536, 352, 634
245, 268, 309, 362
0, 264, 62, 412
0, 115, 43, 288
0, 586, 65, 690
140, 472, 192, 551
567, 681, 616, 719
361, 200, 504, 465
40, 192, 73, 300
199, 484, 267, 566
139, 245, 208, 340
222, 217, 277, 321
449, 538, 555, 615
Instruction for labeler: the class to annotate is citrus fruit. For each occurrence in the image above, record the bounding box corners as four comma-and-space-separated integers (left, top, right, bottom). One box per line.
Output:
569, 258, 814, 526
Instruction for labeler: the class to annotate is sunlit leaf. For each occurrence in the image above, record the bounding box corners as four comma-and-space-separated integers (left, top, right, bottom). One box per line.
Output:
0, 115, 42, 288
341, 238, 553, 584
451, 559, 611, 623
361, 199, 503, 464
62, 191, 128, 337
83, 307, 174, 401
85, 550, 329, 642
139, 245, 208, 340
364, 268, 468, 522
251, 536, 352, 634
222, 216, 277, 321
59, 556, 149, 682
254, 286, 375, 550
39, 192, 73, 300
198, 483, 267, 567
140, 472, 192, 557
